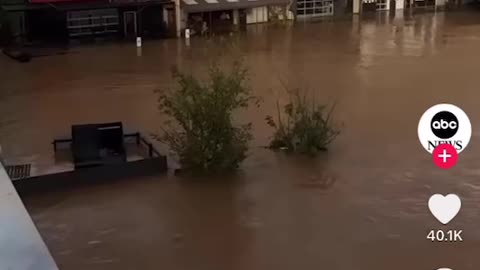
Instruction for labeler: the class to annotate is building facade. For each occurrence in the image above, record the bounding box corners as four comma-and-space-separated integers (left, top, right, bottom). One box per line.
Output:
179, 0, 294, 37
0, 0, 450, 44
0, 0, 175, 43
353, 0, 444, 14
1, 0, 294, 42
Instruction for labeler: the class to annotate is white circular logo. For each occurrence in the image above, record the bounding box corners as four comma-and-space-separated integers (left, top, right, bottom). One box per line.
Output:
418, 104, 471, 154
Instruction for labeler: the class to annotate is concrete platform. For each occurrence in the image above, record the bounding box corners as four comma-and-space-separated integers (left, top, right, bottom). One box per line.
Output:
9, 135, 168, 195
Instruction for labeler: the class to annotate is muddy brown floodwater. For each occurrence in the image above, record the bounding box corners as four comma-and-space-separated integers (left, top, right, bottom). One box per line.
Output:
2, 10, 480, 270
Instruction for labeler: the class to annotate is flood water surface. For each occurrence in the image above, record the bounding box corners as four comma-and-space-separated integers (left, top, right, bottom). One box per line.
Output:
2, 10, 480, 270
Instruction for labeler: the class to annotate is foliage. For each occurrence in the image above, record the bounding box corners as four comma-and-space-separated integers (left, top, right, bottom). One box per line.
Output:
265, 89, 340, 155
155, 62, 258, 174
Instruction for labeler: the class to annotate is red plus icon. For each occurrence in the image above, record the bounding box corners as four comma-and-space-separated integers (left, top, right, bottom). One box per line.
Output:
432, 144, 458, 169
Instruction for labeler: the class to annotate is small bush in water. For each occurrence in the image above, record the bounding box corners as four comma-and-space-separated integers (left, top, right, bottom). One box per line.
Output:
156, 62, 258, 174
266, 89, 340, 155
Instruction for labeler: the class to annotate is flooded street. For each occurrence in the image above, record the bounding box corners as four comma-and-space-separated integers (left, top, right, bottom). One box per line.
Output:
2, 10, 480, 270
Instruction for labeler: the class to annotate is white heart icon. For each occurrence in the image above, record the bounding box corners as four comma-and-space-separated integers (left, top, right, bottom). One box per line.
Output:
428, 194, 461, 225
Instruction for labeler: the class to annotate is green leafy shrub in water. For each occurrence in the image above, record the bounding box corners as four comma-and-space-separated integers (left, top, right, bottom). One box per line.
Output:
265, 89, 340, 155
156, 62, 258, 174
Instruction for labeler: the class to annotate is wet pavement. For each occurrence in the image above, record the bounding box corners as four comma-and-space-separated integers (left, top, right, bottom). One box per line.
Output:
2, 9, 480, 270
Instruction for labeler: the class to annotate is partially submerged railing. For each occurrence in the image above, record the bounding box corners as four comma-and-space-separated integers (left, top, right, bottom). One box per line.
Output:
52, 132, 161, 158
12, 132, 167, 195
123, 132, 162, 158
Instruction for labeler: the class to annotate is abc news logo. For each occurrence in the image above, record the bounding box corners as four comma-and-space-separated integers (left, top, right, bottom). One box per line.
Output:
429, 111, 462, 151
418, 104, 471, 154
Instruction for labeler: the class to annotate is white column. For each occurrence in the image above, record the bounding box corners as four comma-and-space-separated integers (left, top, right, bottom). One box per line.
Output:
396, 0, 405, 8
233, 9, 239, 25
175, 0, 182, 37
353, 0, 361, 14
163, 8, 169, 26
352, 12, 360, 33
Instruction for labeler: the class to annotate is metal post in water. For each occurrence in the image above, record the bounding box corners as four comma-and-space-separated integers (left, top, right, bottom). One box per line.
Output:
185, 29, 191, 47
136, 37, 142, 48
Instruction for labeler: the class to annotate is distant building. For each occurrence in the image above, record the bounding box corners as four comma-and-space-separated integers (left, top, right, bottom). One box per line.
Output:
296, 0, 334, 18
0, 0, 294, 43
352, 0, 444, 14
0, 0, 175, 43
179, 0, 294, 37
2, 0, 449, 44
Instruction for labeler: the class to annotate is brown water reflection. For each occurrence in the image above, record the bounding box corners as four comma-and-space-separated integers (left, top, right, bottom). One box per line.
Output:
2, 10, 480, 270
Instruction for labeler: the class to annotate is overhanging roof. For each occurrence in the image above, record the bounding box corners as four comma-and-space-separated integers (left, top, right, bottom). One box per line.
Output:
1, 0, 173, 11
182, 0, 290, 13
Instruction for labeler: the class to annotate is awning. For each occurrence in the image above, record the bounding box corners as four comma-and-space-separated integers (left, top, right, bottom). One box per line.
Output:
182, 0, 290, 13
1, 4, 46, 11
1, 0, 172, 12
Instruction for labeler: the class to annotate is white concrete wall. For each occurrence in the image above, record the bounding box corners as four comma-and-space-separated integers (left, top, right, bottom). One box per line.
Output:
246, 6, 268, 24
0, 163, 59, 270
353, 0, 360, 14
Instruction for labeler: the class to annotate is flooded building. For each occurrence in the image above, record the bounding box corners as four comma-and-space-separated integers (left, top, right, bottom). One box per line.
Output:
180, 0, 294, 36
0, 0, 175, 43
0, 0, 457, 45
0, 0, 295, 42
296, 0, 334, 18
2, 7, 480, 270
354, 0, 445, 14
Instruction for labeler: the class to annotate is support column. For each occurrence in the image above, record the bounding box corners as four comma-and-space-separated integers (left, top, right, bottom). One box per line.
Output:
233, 9, 239, 25
353, 0, 361, 14
396, 0, 405, 8
175, 0, 181, 37
163, 7, 169, 26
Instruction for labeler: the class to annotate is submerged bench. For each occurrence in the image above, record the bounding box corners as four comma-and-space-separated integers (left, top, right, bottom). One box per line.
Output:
13, 122, 168, 195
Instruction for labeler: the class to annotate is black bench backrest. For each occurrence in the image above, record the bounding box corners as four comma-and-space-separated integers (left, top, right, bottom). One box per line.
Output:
98, 122, 125, 154
71, 124, 101, 163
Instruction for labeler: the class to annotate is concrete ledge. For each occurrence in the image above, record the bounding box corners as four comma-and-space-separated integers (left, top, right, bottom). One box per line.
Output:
14, 156, 168, 196
0, 163, 58, 270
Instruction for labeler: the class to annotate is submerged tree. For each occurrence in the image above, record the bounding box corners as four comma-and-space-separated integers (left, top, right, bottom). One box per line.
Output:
156, 62, 258, 174
266, 89, 341, 155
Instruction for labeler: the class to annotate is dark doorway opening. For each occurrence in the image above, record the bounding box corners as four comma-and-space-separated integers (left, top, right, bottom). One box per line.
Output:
140, 6, 168, 38
27, 9, 68, 43
123, 11, 137, 39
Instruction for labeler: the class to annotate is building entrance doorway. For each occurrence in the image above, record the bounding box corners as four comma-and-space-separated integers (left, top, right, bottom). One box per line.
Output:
123, 11, 137, 38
